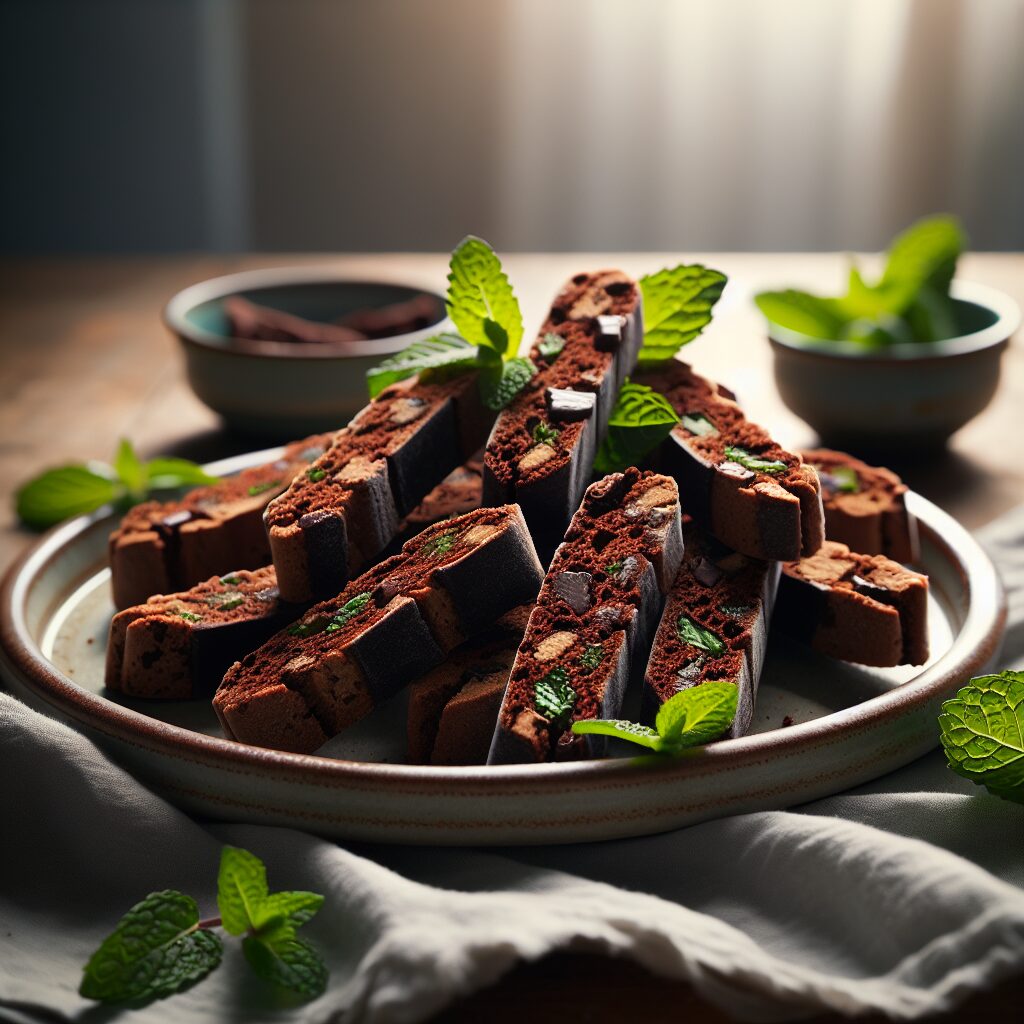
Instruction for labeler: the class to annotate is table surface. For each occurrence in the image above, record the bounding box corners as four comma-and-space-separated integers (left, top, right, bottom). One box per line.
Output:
1, 252, 1022, 1021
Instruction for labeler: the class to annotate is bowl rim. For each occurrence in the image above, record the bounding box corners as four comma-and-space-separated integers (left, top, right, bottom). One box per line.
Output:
164, 266, 453, 360
766, 280, 1020, 360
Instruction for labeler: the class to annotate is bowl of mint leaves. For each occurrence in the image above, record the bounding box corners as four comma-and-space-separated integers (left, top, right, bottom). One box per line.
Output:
758, 215, 1019, 449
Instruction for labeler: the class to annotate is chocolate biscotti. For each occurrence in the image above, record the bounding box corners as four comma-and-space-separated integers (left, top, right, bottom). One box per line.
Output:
483, 271, 643, 560
488, 469, 683, 764
802, 449, 918, 563
109, 434, 332, 610
641, 361, 824, 562
775, 540, 929, 667
406, 605, 531, 765
265, 373, 492, 603
106, 567, 296, 700
641, 523, 780, 738
214, 505, 544, 753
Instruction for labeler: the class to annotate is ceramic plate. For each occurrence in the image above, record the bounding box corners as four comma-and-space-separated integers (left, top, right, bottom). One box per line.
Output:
0, 449, 1006, 845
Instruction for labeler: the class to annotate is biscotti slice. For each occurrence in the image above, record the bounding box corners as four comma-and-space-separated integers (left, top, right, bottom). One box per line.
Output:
802, 448, 918, 563
406, 605, 531, 765
109, 434, 332, 609
488, 469, 683, 764
775, 540, 929, 666
105, 567, 297, 700
641, 361, 824, 562
214, 505, 544, 753
641, 523, 780, 738
483, 270, 644, 560
265, 373, 493, 603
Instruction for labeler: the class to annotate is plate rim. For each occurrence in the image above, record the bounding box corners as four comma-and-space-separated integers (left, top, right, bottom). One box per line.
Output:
0, 448, 1007, 796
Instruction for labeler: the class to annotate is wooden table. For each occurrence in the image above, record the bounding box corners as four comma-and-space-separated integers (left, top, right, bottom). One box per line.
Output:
1, 253, 1022, 1021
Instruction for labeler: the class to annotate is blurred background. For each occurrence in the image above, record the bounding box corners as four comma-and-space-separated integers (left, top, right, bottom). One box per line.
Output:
2, 0, 1022, 255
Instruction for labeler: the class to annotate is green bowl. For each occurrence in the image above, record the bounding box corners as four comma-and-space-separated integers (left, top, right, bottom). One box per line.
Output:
768, 281, 1020, 450
164, 268, 450, 437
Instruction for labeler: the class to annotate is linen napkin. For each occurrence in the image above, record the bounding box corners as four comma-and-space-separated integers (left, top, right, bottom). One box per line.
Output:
2, 512, 1023, 1024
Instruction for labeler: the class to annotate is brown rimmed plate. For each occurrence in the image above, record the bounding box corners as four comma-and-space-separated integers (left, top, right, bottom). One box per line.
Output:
0, 449, 1006, 846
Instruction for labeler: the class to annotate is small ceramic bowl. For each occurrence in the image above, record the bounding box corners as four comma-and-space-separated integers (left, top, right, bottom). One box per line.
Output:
768, 280, 1020, 450
164, 268, 450, 437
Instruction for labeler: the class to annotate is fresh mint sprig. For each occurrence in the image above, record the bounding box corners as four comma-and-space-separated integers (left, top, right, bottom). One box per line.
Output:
571, 681, 738, 754
593, 380, 680, 475
80, 846, 327, 1007
15, 439, 219, 530
756, 214, 966, 345
939, 671, 1024, 804
637, 263, 728, 365
366, 236, 534, 409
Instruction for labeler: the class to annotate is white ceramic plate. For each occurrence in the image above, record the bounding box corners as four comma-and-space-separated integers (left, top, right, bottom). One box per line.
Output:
0, 449, 1006, 845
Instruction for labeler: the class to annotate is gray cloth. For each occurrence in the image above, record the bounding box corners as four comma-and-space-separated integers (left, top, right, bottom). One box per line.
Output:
2, 513, 1024, 1023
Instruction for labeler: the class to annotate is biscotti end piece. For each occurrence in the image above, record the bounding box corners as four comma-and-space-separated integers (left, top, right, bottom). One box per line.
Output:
105, 566, 296, 700
776, 540, 929, 667
215, 504, 544, 753
802, 448, 919, 563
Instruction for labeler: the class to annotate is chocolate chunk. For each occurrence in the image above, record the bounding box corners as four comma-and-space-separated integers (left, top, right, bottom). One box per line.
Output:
545, 387, 596, 422
553, 571, 593, 614
161, 510, 196, 530
852, 574, 889, 598
595, 314, 626, 352
719, 461, 756, 482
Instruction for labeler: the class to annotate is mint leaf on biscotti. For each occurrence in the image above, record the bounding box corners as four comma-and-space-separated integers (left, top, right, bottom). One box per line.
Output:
638, 263, 728, 365
446, 235, 524, 357
365, 332, 476, 398
593, 379, 680, 474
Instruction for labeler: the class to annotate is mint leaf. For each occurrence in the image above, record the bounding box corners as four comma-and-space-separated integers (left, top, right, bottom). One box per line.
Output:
676, 615, 725, 656
638, 264, 727, 365
479, 355, 536, 411
754, 289, 847, 339
579, 644, 604, 671
537, 332, 565, 360
723, 446, 788, 475
422, 530, 457, 556
939, 671, 1024, 804
15, 465, 121, 529
655, 682, 739, 750
366, 333, 476, 398
325, 592, 372, 632
680, 412, 718, 438
881, 214, 964, 304
446, 236, 524, 357
242, 933, 327, 999
532, 421, 560, 446
80, 890, 222, 1005
571, 719, 662, 750
534, 668, 576, 725
818, 465, 859, 493
247, 479, 282, 497
114, 439, 147, 497
143, 457, 219, 489
217, 846, 269, 935
594, 379, 680, 474
251, 891, 324, 932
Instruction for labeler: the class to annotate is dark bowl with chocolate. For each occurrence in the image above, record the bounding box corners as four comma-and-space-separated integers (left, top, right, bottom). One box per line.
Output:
768, 280, 1019, 450
165, 268, 450, 437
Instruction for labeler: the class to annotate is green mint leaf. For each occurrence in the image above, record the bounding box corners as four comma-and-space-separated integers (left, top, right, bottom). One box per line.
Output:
537, 332, 565, 360
143, 457, 219, 489
818, 465, 859, 493
178, 611, 203, 623
80, 890, 222, 1005
754, 289, 847, 339
306, 468, 327, 482
532, 421, 560, 446
723, 446, 788, 475
251, 891, 325, 932
656, 682, 738, 749
579, 644, 604, 672
638, 264, 727, 365
217, 846, 269, 936
446, 236, 524, 357
604, 561, 623, 576
881, 214, 965, 305
939, 671, 1024, 804
242, 933, 327, 1000
905, 285, 958, 343
594, 379, 680, 474
676, 615, 725, 656
422, 530, 457, 557
478, 355, 536, 411
680, 412, 718, 437
205, 592, 245, 611
114, 439, 147, 496
220, 575, 240, 585
534, 667, 576, 725
325, 592, 372, 632
288, 615, 330, 638
570, 718, 662, 750
247, 479, 281, 497
366, 333, 476, 398
15, 465, 121, 530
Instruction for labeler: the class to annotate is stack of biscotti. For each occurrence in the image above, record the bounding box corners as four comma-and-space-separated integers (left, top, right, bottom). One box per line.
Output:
483, 271, 644, 560
214, 505, 544, 753
776, 540, 929, 666
802, 448, 918, 563
488, 469, 683, 764
109, 434, 332, 609
641, 361, 824, 562
106, 567, 298, 700
265, 374, 492, 603
406, 604, 531, 765
641, 522, 780, 738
